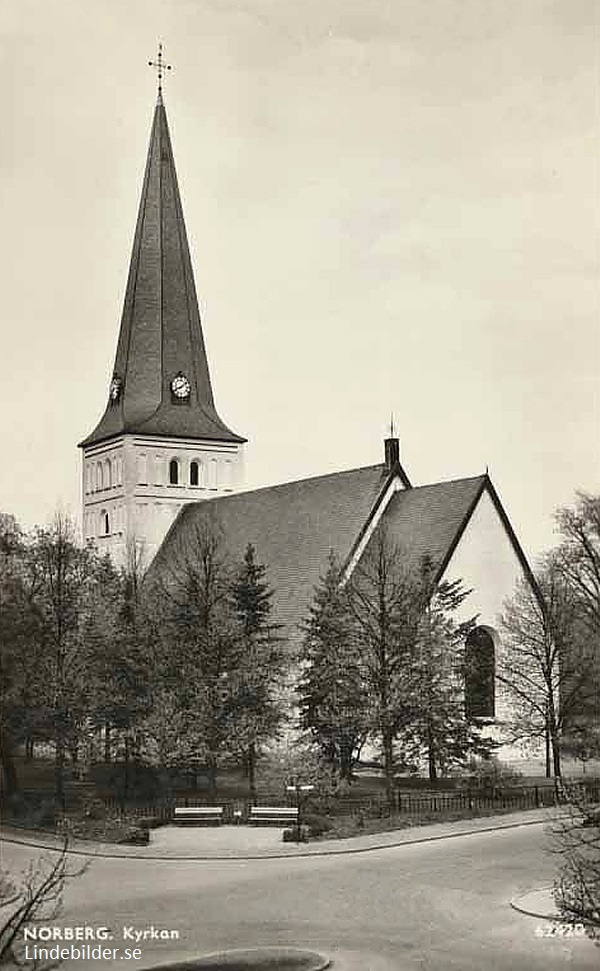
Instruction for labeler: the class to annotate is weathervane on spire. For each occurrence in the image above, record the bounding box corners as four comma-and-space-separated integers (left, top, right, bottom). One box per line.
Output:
148, 42, 172, 98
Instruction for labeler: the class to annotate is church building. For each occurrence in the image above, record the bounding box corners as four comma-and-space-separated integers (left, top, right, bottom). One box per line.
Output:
80, 83, 540, 754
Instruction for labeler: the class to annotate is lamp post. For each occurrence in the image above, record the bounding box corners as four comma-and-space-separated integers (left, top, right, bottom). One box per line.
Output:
286, 781, 315, 842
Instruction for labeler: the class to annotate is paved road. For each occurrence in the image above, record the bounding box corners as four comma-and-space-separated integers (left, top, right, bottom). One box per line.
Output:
2, 822, 596, 970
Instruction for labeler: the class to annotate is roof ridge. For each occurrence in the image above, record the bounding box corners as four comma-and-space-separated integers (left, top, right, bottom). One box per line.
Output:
185, 462, 389, 506
409, 473, 487, 492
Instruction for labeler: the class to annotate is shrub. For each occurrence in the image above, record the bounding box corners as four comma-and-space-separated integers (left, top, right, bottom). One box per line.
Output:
2, 791, 56, 830
79, 795, 109, 820
117, 826, 150, 846
302, 813, 333, 838
463, 758, 524, 792
282, 826, 309, 843
134, 815, 169, 830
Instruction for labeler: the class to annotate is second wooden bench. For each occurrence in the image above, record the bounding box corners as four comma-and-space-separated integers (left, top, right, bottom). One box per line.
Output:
248, 806, 299, 827
173, 806, 224, 826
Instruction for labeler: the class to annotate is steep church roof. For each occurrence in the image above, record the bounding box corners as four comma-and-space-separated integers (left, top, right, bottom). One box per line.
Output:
150, 465, 498, 639
80, 95, 244, 448
372, 474, 488, 578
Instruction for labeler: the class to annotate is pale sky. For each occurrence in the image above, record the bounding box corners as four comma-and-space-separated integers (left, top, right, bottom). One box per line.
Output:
1, 0, 598, 562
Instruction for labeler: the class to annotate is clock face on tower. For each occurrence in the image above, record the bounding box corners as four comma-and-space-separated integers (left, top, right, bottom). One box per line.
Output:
171, 372, 191, 399
109, 376, 123, 402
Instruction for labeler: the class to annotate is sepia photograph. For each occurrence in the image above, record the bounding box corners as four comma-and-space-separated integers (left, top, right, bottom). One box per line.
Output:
1, 2, 599, 969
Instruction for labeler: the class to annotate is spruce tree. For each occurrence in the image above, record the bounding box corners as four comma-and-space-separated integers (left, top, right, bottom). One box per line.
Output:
231, 543, 286, 800
403, 569, 492, 780
299, 553, 368, 784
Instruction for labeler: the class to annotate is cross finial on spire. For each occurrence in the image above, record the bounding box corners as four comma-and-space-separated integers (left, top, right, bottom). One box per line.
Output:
390, 412, 396, 438
148, 42, 172, 100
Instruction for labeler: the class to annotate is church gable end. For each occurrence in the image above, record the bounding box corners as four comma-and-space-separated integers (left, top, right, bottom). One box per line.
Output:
440, 480, 534, 629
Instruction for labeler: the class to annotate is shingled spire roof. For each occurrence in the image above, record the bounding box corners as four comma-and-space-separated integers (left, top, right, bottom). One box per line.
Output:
80, 94, 245, 447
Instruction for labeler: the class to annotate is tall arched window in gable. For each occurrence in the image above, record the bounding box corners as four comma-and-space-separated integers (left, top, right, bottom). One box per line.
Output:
190, 460, 199, 486
465, 626, 496, 719
169, 458, 180, 485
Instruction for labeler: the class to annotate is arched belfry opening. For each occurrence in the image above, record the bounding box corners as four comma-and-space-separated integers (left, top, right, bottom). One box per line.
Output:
465, 625, 497, 719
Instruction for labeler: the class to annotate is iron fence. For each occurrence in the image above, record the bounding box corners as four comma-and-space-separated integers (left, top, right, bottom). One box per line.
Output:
101, 781, 600, 821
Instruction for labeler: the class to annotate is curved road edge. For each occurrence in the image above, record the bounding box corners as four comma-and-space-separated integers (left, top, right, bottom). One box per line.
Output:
0, 808, 556, 863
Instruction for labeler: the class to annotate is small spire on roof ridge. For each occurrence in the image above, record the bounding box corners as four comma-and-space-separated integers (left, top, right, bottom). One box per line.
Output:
148, 42, 172, 101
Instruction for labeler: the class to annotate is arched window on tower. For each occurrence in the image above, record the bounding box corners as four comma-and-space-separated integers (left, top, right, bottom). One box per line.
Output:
97, 462, 104, 491
105, 459, 112, 489
169, 458, 180, 485
190, 460, 199, 486
101, 510, 110, 536
465, 626, 496, 719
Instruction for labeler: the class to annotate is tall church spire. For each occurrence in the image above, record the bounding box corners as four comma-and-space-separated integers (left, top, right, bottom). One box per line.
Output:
80, 93, 244, 447
79, 81, 246, 568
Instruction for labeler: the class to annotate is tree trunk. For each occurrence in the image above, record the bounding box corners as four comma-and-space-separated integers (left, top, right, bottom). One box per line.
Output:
54, 736, 66, 811
427, 720, 438, 782
25, 737, 34, 761
340, 739, 353, 785
123, 734, 130, 805
0, 727, 18, 798
104, 721, 111, 763
207, 754, 218, 801
428, 748, 437, 782
382, 729, 395, 813
247, 743, 257, 804
551, 729, 562, 780
69, 741, 79, 775
546, 691, 562, 780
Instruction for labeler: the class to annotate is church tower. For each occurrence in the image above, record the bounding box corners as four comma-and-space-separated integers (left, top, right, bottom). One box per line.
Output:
79, 75, 246, 568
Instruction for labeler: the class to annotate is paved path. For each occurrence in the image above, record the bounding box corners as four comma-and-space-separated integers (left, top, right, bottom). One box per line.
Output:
1, 808, 555, 860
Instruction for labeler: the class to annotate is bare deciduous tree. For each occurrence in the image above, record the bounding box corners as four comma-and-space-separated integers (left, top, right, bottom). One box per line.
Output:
553, 793, 600, 945
499, 556, 592, 779
0, 841, 86, 968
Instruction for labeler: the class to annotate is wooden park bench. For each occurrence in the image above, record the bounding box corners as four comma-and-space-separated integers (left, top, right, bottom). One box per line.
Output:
173, 806, 224, 826
248, 806, 299, 827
